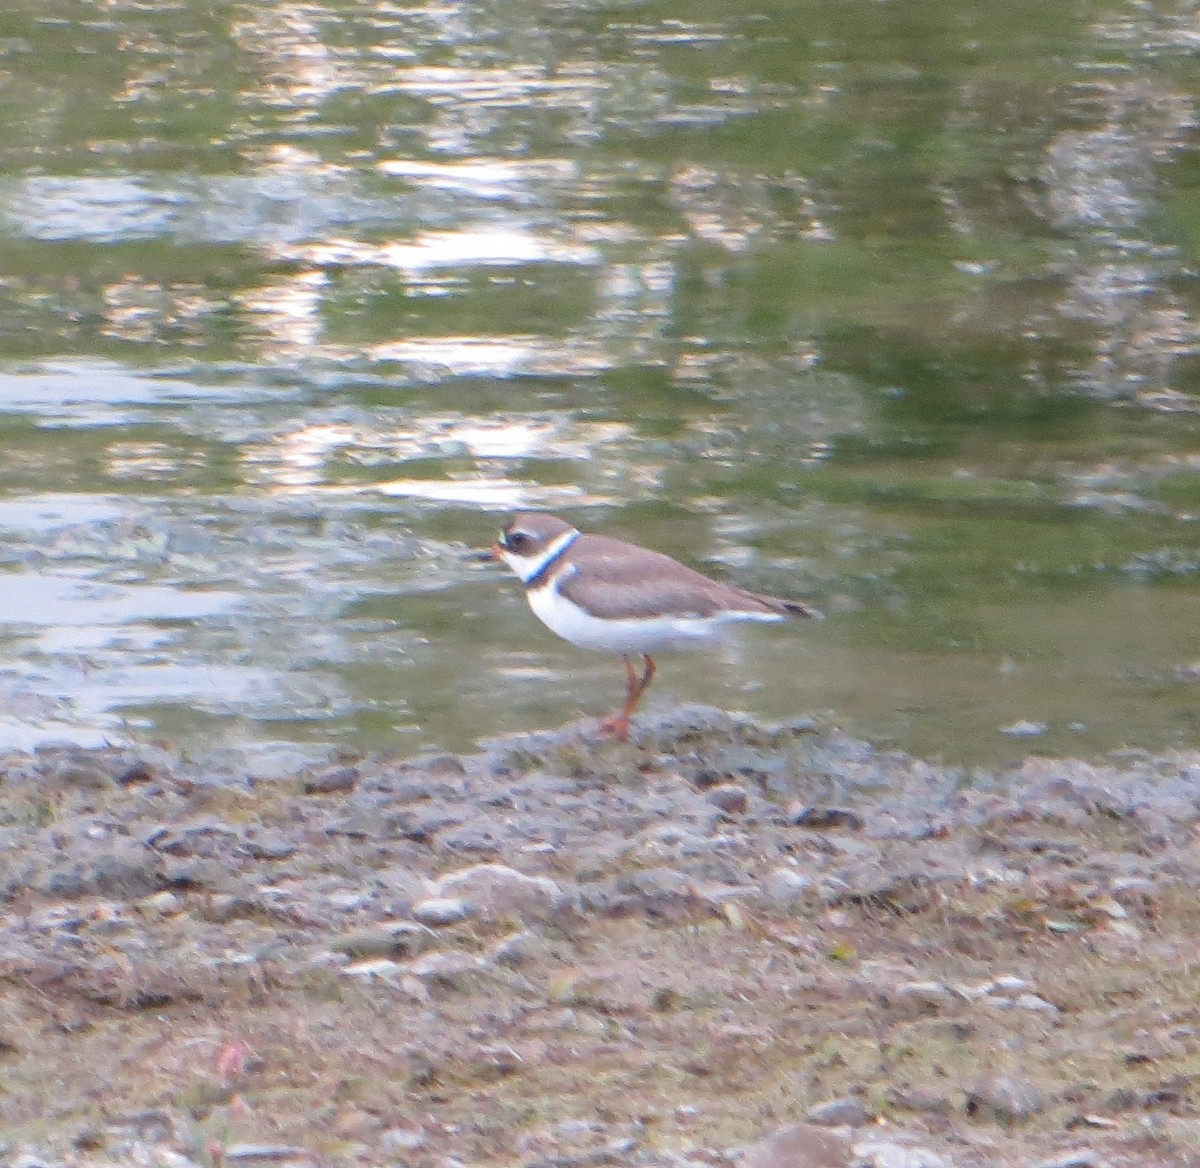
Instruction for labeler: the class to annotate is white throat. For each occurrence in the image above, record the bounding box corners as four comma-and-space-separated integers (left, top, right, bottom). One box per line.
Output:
504, 528, 579, 583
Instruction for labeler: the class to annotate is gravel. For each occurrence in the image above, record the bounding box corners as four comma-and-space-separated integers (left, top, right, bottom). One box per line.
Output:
3, 706, 1200, 1167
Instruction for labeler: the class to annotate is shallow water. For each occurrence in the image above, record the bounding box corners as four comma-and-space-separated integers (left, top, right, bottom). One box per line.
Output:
0, 0, 1199, 765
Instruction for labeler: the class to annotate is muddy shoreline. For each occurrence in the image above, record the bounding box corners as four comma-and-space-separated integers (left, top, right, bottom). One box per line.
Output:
3, 708, 1200, 1167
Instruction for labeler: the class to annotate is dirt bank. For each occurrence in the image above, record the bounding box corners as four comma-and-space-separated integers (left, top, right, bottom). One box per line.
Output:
3, 708, 1200, 1167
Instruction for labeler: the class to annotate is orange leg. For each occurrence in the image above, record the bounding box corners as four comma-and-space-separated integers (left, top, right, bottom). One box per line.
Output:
597, 653, 656, 741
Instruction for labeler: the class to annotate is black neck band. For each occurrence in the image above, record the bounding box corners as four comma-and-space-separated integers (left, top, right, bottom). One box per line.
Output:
524, 530, 579, 590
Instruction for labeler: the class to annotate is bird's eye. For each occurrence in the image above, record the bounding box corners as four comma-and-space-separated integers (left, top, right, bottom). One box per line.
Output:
505, 530, 530, 551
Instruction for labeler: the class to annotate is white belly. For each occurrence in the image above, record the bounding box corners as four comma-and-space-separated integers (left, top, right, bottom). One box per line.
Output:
526, 582, 782, 655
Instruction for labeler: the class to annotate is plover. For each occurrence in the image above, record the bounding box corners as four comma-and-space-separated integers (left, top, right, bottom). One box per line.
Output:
492, 512, 822, 740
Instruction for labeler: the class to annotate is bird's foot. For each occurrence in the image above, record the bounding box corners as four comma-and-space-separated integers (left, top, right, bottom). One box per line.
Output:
596, 712, 631, 741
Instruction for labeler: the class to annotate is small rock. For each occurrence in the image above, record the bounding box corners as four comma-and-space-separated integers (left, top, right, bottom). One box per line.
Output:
833, 871, 937, 914
883, 981, 956, 1016
115, 760, 157, 785
790, 805, 865, 831
224, 1146, 314, 1164
739, 1122, 852, 1168
326, 889, 373, 912
1013, 993, 1059, 1015
73, 1125, 105, 1150
42, 847, 163, 900
887, 1087, 953, 1115
413, 897, 471, 926
469, 1042, 524, 1078
431, 863, 562, 919
1033, 1152, 1098, 1168
303, 766, 359, 795
11, 1154, 54, 1168
48, 761, 113, 790
988, 975, 1031, 995
330, 1106, 379, 1138
406, 951, 485, 990
380, 1128, 427, 1154
851, 1138, 950, 1168
197, 894, 261, 924
342, 958, 406, 980
331, 922, 437, 960
763, 866, 815, 905
381, 777, 440, 803
640, 822, 712, 852
618, 866, 692, 899
806, 1097, 872, 1127
137, 890, 183, 918
104, 1108, 173, 1142
705, 784, 749, 815
145, 820, 240, 858
1111, 876, 1157, 905
491, 930, 552, 968
243, 834, 295, 861
965, 1074, 1045, 1124
1000, 720, 1048, 738
152, 1151, 197, 1168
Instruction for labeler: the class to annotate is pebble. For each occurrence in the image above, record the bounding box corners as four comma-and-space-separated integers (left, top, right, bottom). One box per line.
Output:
145, 821, 239, 858
341, 958, 407, 980
887, 1088, 953, 1116
412, 896, 470, 926
224, 1145, 314, 1163
705, 783, 749, 815
137, 890, 183, 917
325, 889, 374, 912
431, 863, 563, 919
965, 1074, 1046, 1124
1111, 876, 1158, 904
1033, 1152, 1099, 1168
416, 753, 466, 777
331, 1106, 379, 1138
789, 804, 865, 831
806, 1097, 872, 1127
763, 866, 815, 904
617, 866, 692, 899
990, 975, 1032, 994
151, 1150, 200, 1168
1013, 992, 1060, 1015
11, 1154, 54, 1168
1001, 720, 1048, 738
303, 766, 360, 794
491, 930, 551, 968
884, 981, 957, 1016
331, 921, 437, 960
738, 1122, 852, 1168
104, 1109, 174, 1141
198, 894, 261, 924
851, 1139, 949, 1168
116, 760, 157, 785
46, 761, 114, 790
243, 833, 296, 861
379, 1128, 427, 1154
41, 847, 163, 900
406, 951, 486, 990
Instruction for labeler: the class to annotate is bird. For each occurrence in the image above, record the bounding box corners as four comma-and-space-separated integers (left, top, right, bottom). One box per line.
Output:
491, 512, 822, 741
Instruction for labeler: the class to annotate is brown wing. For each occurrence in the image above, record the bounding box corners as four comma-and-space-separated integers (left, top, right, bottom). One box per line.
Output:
556, 535, 819, 621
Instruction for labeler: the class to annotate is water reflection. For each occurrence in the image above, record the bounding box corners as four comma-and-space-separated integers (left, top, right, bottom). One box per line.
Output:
0, 0, 1197, 763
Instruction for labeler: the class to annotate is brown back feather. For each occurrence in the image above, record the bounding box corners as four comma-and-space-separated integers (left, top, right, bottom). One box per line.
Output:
553, 535, 821, 621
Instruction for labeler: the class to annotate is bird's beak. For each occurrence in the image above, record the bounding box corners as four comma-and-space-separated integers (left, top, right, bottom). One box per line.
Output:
467, 545, 500, 562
